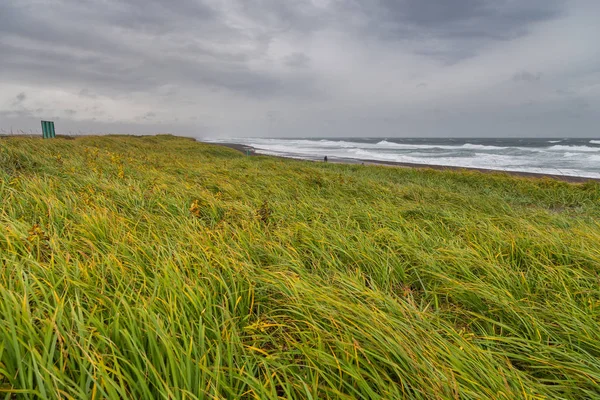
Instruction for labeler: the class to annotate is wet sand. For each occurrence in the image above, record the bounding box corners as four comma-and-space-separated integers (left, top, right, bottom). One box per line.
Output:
206, 142, 599, 184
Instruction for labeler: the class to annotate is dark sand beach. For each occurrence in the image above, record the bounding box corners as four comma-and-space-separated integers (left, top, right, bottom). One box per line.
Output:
209, 142, 599, 183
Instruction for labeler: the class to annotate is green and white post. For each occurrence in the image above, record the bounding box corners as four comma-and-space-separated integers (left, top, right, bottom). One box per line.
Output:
41, 121, 56, 139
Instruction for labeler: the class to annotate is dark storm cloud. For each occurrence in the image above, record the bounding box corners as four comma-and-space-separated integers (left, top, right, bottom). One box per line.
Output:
0, 0, 565, 96
0, 0, 290, 97
335, 0, 565, 62
0, 2, 131, 58
343, 0, 563, 38
1, 43, 158, 92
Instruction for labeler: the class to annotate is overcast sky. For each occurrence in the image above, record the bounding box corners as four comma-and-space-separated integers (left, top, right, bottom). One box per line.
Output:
1, 0, 599, 138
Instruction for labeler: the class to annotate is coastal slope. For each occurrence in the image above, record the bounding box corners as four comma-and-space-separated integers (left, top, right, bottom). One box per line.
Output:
1, 135, 600, 399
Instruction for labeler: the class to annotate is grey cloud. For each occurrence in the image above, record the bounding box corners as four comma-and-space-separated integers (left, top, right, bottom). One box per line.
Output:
566, 98, 591, 118
11, 92, 27, 106
102, 0, 217, 33
0, 3, 133, 60
556, 89, 575, 96
182, 43, 251, 64
239, 1, 332, 34
284, 53, 310, 68
1, 42, 158, 93
513, 71, 542, 83
0, 108, 36, 119
83, 106, 106, 117
413, 48, 477, 65
79, 89, 98, 99
136, 112, 157, 122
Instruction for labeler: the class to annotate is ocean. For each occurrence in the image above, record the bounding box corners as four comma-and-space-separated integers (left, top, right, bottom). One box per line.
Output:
202, 137, 600, 179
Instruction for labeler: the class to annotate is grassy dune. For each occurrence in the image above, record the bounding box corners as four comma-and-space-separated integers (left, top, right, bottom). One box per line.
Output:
1, 135, 600, 399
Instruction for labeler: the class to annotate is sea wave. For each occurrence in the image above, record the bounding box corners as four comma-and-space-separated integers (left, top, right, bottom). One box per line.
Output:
590, 140, 600, 145
315, 140, 362, 148
351, 149, 533, 167
376, 140, 508, 151
548, 145, 600, 153
375, 140, 437, 149
460, 143, 509, 150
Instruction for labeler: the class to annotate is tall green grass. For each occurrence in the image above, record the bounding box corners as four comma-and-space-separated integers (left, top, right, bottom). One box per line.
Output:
1, 134, 599, 399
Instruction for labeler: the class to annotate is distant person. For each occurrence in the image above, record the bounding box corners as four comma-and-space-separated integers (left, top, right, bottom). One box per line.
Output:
324, 156, 328, 162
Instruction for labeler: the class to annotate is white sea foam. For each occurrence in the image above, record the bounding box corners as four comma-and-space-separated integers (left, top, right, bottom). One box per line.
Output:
590, 140, 600, 145
548, 145, 600, 152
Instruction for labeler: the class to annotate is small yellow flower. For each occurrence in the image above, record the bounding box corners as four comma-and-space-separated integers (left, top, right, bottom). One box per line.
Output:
27, 224, 48, 242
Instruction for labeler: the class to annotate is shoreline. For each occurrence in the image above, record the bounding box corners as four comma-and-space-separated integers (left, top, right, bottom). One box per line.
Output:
209, 142, 600, 184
